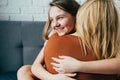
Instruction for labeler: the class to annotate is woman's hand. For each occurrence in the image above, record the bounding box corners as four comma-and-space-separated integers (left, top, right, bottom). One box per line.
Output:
51, 56, 82, 73
51, 73, 77, 80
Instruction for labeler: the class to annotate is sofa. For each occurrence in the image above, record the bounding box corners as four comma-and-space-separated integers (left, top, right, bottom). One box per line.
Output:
0, 21, 45, 80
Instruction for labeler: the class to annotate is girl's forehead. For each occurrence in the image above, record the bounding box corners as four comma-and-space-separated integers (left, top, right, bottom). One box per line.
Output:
49, 6, 70, 18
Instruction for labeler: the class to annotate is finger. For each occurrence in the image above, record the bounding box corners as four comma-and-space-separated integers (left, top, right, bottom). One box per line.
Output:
52, 66, 64, 73
52, 57, 61, 63
59, 56, 70, 59
51, 62, 61, 68
64, 73, 77, 77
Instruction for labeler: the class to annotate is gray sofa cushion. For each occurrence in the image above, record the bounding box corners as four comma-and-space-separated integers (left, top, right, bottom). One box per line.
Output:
0, 21, 22, 74
0, 21, 45, 74
21, 22, 45, 64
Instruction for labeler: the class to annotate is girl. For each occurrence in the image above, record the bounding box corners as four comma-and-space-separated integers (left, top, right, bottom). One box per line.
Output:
17, 0, 80, 80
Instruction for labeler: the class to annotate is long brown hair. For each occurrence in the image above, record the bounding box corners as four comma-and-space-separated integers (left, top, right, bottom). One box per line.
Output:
43, 0, 80, 40
76, 0, 120, 59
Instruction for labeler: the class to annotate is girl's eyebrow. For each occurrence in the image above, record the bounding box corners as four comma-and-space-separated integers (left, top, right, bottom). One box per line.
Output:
57, 13, 68, 18
50, 14, 66, 19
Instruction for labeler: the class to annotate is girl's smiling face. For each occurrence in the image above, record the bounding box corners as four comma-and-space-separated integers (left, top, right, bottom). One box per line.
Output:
49, 6, 75, 36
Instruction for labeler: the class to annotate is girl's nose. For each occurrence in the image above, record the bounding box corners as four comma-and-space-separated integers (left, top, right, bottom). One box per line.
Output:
52, 21, 60, 28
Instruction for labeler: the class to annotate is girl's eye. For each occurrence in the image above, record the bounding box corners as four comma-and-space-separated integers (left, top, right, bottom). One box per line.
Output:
58, 17, 63, 20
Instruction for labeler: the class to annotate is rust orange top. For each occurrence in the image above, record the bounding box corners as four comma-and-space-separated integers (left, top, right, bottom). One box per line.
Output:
44, 33, 118, 80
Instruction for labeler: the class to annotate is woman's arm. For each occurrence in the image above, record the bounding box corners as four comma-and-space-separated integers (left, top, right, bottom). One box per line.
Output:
31, 47, 53, 80
31, 47, 76, 80
79, 57, 120, 74
51, 56, 120, 74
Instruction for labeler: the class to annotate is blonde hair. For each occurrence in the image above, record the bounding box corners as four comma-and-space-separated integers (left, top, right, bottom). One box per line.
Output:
76, 0, 120, 59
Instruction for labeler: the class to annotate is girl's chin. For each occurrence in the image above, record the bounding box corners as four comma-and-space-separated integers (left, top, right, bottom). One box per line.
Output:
57, 33, 66, 36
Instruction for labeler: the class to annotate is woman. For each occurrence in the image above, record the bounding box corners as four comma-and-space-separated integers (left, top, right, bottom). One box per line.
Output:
51, 0, 120, 79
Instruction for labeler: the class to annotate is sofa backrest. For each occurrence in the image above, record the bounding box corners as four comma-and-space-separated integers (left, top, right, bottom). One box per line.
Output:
0, 21, 45, 74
